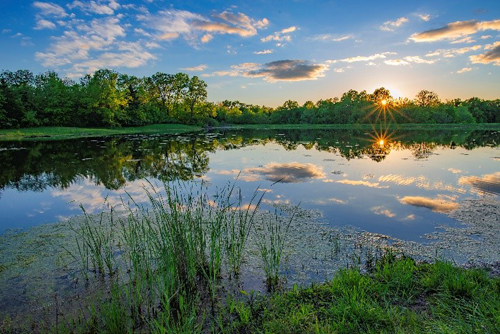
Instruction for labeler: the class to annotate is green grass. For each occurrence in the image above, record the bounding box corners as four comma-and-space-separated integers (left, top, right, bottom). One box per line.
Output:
2, 123, 499, 141
217, 254, 500, 333
0, 124, 201, 141
221, 123, 500, 130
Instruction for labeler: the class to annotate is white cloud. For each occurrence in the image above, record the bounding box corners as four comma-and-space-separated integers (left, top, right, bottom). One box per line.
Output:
309, 34, 353, 42
181, 64, 207, 71
254, 49, 273, 54
35, 19, 57, 30
380, 17, 408, 31
33, 1, 68, 18
137, 9, 268, 45
261, 26, 296, 45
327, 52, 396, 64
35, 16, 156, 76
456, 67, 473, 74
67, 0, 120, 15
385, 59, 410, 66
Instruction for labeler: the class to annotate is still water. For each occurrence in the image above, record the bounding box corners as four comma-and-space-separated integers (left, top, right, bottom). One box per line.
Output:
1, 128, 499, 243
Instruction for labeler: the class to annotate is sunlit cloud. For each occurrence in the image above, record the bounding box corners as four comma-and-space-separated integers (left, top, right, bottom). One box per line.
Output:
327, 52, 396, 64
469, 42, 500, 65
380, 17, 408, 31
159, 32, 180, 40
425, 45, 482, 58
458, 172, 500, 195
409, 19, 500, 42
480, 35, 492, 39
448, 168, 462, 174
281, 26, 297, 34
404, 214, 416, 220
180, 64, 207, 71
403, 56, 437, 64
243, 162, 326, 183
417, 14, 431, 22
384, 59, 410, 66
201, 33, 213, 43
254, 49, 273, 54
450, 36, 475, 44
456, 67, 473, 74
398, 196, 459, 213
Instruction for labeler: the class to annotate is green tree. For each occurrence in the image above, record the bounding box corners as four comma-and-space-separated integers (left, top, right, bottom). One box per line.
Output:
414, 90, 440, 107
185, 76, 208, 122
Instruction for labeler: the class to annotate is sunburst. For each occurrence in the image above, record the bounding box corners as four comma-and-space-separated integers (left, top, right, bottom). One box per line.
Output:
362, 99, 410, 123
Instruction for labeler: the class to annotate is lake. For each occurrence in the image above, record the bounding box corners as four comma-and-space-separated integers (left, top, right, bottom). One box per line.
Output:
1, 127, 498, 241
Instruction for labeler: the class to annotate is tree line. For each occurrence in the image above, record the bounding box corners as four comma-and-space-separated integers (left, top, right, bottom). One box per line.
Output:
0, 69, 498, 129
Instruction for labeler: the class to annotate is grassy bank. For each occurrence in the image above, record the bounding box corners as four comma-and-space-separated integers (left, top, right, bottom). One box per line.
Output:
1, 123, 499, 141
217, 255, 500, 333
0, 124, 201, 141
220, 123, 500, 131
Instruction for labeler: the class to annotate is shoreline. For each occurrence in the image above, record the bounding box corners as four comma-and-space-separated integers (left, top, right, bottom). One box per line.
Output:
1, 123, 499, 141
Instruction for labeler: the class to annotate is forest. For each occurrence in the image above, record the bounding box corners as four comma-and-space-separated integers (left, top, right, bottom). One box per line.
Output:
0, 68, 499, 129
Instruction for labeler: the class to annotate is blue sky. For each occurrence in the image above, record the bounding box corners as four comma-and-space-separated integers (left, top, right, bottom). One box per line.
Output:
0, 0, 499, 106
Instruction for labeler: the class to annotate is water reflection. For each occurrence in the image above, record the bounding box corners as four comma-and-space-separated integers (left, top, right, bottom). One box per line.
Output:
0, 128, 499, 234
458, 172, 500, 196
398, 196, 460, 213
1, 128, 497, 194
243, 162, 326, 183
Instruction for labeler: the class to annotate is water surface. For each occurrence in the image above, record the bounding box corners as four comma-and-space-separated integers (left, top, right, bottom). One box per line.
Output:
1, 128, 499, 243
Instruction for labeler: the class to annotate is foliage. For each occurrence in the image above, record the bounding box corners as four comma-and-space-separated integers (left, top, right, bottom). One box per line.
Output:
1, 69, 498, 129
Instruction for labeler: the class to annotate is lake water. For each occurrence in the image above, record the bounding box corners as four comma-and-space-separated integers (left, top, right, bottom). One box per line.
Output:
1, 127, 499, 243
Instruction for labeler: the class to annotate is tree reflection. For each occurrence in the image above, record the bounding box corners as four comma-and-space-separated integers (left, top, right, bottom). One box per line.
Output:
0, 129, 498, 193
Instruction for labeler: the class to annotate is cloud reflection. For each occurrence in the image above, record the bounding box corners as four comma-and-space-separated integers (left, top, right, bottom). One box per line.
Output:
398, 196, 459, 213
458, 172, 500, 195
243, 162, 326, 183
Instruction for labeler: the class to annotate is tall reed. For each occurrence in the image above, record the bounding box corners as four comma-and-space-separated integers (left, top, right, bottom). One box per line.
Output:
70, 180, 265, 331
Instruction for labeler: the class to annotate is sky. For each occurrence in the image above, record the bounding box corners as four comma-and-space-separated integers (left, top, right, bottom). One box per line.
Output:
0, 0, 499, 107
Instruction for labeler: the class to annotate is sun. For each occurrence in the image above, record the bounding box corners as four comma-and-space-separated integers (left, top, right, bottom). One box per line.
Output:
381, 99, 387, 106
